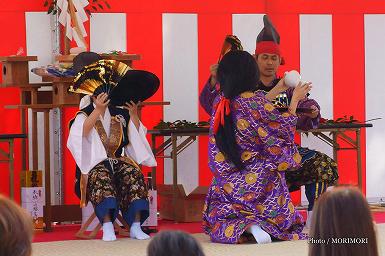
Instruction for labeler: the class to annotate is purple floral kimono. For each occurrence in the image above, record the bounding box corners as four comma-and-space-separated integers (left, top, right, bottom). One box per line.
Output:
202, 90, 307, 244
200, 79, 338, 204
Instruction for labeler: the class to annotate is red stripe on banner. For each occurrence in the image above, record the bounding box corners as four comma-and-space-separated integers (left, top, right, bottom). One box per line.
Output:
0, 1, 47, 12
94, 0, 266, 14
13, 0, 385, 15
270, 14, 302, 205
126, 13, 164, 185
267, 0, 385, 14
0, 12, 26, 202
333, 14, 366, 193
0, 0, 374, 15
197, 14, 232, 186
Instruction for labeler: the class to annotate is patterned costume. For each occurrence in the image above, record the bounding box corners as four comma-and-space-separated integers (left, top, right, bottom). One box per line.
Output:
68, 101, 156, 225
200, 79, 338, 211
202, 91, 307, 243
258, 79, 338, 209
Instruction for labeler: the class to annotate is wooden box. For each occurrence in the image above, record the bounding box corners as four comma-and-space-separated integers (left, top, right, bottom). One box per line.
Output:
42, 76, 80, 105
158, 185, 208, 222
0, 56, 37, 86
52, 82, 80, 105
20, 170, 43, 187
21, 185, 45, 229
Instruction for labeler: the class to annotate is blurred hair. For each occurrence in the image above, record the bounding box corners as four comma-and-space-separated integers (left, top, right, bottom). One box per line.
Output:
309, 186, 378, 256
147, 231, 205, 256
0, 195, 34, 256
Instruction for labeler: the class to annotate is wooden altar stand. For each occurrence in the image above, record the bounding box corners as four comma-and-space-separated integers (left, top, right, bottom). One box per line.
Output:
1, 56, 39, 173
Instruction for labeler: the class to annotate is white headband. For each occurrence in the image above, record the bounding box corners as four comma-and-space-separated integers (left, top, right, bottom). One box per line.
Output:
79, 95, 91, 109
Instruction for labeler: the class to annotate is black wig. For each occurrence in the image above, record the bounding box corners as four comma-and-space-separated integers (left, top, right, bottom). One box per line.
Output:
215, 50, 259, 170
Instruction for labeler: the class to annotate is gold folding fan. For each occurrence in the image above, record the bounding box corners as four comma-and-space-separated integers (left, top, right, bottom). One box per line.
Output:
70, 59, 130, 96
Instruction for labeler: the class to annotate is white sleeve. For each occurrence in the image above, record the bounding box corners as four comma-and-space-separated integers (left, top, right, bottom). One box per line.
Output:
125, 119, 157, 167
66, 113, 107, 174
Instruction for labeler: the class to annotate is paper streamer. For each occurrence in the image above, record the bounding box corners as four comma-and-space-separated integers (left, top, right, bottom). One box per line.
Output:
57, 0, 88, 47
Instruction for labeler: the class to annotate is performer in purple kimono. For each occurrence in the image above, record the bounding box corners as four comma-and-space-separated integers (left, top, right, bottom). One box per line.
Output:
200, 16, 338, 228
202, 50, 311, 244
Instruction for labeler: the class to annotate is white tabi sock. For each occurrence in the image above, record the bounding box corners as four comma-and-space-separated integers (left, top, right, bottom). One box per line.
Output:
306, 211, 313, 229
130, 222, 150, 240
248, 225, 272, 244
102, 222, 117, 241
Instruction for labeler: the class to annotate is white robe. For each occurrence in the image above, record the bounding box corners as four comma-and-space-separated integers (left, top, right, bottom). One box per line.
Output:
67, 107, 157, 174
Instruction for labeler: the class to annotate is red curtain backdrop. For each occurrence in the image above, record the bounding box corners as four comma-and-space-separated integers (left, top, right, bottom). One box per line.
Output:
0, 0, 374, 204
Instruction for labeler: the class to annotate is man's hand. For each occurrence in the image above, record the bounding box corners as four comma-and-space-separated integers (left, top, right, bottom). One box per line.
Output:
292, 82, 312, 102
123, 100, 140, 118
84, 93, 110, 137
93, 93, 110, 113
265, 74, 290, 101
123, 101, 141, 130
209, 64, 218, 87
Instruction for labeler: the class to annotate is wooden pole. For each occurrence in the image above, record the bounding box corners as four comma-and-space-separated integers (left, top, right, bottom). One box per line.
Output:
43, 110, 52, 231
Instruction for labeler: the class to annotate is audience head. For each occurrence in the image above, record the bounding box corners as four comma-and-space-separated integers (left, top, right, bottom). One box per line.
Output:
0, 195, 34, 256
147, 230, 205, 256
309, 186, 378, 256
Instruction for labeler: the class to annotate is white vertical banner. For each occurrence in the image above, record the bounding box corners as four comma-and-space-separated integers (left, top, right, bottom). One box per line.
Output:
299, 15, 333, 203
232, 14, 265, 54
25, 12, 56, 203
90, 13, 127, 53
364, 15, 385, 200
299, 14, 334, 155
162, 13, 199, 195
25, 12, 54, 84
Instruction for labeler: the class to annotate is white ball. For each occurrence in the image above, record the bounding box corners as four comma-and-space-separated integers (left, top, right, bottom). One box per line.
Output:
284, 70, 301, 88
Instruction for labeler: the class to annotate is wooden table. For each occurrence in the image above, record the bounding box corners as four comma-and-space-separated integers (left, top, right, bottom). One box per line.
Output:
0, 134, 27, 199
148, 127, 209, 220
299, 123, 373, 191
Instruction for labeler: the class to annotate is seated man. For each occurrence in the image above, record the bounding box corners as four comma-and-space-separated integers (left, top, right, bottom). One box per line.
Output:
67, 54, 159, 241
199, 16, 338, 228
